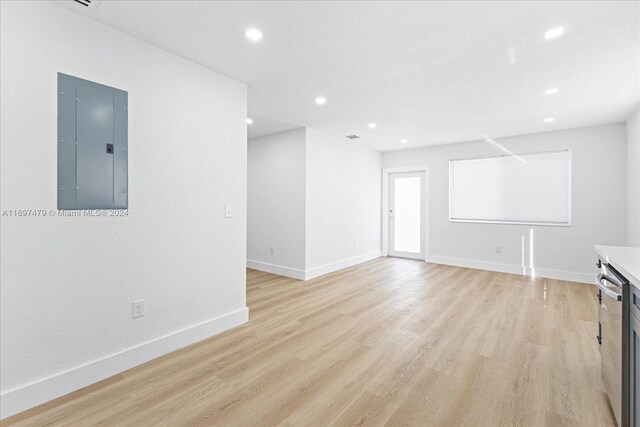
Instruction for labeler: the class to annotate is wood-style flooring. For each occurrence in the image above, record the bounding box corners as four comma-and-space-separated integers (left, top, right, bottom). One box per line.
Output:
3, 257, 615, 426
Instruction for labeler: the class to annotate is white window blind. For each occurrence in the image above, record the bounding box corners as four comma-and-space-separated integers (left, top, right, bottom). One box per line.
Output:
449, 150, 571, 226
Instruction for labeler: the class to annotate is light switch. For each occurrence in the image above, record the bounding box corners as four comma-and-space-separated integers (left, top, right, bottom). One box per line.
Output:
225, 204, 233, 218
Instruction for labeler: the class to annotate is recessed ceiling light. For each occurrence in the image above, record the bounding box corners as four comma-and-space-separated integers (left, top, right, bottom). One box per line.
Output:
315, 97, 327, 105
245, 28, 263, 42
246, 118, 253, 124
400, 139, 408, 143
544, 27, 564, 40
544, 117, 554, 123
368, 123, 377, 129
545, 88, 559, 95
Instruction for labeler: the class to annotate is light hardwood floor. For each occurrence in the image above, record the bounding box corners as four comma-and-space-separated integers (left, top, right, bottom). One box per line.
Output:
4, 258, 615, 426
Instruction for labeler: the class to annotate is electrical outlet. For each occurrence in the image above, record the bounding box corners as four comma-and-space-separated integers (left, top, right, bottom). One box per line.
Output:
132, 300, 144, 318
269, 245, 274, 254
496, 245, 503, 254
354, 240, 359, 248
225, 204, 233, 218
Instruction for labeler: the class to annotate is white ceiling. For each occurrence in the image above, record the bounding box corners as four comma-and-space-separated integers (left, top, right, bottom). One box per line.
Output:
60, 0, 639, 151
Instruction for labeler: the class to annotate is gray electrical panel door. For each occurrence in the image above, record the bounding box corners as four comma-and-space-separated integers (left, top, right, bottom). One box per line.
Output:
58, 73, 128, 209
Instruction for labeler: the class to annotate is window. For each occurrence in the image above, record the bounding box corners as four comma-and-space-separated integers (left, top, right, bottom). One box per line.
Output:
449, 149, 571, 226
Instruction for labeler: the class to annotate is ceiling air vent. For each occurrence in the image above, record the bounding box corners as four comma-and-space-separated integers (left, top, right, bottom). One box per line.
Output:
345, 135, 360, 140
71, 0, 102, 10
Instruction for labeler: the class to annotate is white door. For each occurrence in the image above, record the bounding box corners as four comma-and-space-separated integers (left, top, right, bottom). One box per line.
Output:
389, 172, 425, 260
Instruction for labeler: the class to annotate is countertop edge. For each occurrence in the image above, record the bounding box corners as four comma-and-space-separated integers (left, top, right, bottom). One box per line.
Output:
594, 245, 640, 290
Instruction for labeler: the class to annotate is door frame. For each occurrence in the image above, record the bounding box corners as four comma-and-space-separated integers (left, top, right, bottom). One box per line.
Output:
388, 171, 426, 260
382, 165, 430, 261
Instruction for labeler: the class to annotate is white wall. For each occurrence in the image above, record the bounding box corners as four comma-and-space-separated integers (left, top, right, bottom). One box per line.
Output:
0, 1, 247, 418
247, 129, 306, 272
247, 128, 382, 279
305, 129, 382, 272
383, 124, 627, 282
627, 109, 640, 246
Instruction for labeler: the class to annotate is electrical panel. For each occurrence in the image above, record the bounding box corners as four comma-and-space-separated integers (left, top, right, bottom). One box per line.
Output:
57, 73, 128, 209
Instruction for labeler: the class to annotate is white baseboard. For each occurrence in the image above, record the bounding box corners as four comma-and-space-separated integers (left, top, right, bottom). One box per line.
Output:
0, 307, 249, 420
425, 255, 592, 284
305, 250, 381, 280
533, 267, 593, 285
246, 259, 306, 280
426, 255, 524, 275
247, 251, 382, 281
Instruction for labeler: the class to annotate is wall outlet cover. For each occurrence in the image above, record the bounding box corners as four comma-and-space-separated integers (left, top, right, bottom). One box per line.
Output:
132, 300, 144, 318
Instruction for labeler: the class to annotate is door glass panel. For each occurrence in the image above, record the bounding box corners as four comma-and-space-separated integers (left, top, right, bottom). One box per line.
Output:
393, 176, 421, 253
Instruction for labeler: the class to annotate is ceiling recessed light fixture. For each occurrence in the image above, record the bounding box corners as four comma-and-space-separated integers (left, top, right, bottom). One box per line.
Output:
245, 28, 263, 42
315, 97, 327, 105
544, 117, 554, 123
368, 123, 377, 129
246, 118, 253, 124
400, 139, 408, 143
544, 27, 564, 40
545, 88, 559, 95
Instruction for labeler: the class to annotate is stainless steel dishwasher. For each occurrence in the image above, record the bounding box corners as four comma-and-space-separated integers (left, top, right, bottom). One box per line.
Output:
597, 259, 630, 426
